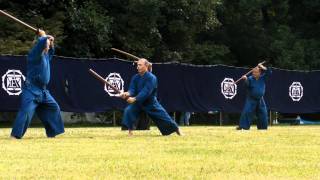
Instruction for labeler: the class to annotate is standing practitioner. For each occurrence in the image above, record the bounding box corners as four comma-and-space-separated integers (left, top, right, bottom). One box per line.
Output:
236, 63, 272, 130
121, 58, 181, 136
11, 30, 65, 139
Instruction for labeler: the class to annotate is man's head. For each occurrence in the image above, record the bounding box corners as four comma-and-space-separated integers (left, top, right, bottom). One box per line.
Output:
252, 67, 262, 79
137, 58, 151, 74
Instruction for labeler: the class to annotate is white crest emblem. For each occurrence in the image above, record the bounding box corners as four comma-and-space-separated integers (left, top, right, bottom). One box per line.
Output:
221, 78, 237, 99
2, 69, 26, 96
289, 82, 303, 102
104, 72, 124, 97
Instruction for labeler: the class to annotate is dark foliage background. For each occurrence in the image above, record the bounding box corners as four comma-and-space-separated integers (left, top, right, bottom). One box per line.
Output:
1, 0, 319, 69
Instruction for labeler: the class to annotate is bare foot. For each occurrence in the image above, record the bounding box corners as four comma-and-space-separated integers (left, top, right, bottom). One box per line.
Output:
128, 130, 133, 136
176, 129, 182, 136
10, 135, 19, 139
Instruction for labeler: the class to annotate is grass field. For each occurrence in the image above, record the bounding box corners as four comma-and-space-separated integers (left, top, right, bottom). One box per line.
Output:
0, 126, 320, 179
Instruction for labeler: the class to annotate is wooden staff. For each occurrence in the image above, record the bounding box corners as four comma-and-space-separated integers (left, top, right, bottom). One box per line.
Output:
88, 69, 121, 94
111, 48, 153, 72
234, 61, 266, 84
0, 10, 37, 32
111, 48, 140, 61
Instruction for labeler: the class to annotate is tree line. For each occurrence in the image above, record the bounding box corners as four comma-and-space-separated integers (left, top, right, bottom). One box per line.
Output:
1, 0, 319, 70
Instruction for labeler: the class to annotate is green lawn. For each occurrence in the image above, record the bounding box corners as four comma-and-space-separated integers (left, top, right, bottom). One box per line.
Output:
0, 126, 319, 179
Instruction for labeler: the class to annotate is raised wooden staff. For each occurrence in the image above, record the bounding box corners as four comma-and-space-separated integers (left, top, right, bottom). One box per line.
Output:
111, 48, 153, 71
111, 48, 140, 61
0, 10, 37, 32
234, 61, 266, 84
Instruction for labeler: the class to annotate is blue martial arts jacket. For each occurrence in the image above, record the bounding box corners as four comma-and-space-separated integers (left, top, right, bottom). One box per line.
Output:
128, 71, 157, 104
26, 36, 54, 92
245, 69, 272, 99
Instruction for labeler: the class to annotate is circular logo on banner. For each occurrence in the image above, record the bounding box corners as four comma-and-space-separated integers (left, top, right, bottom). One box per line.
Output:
2, 69, 26, 96
104, 73, 124, 97
221, 78, 237, 99
289, 82, 303, 102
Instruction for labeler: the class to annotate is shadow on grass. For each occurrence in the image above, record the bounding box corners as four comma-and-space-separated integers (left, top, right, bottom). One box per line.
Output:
0, 122, 118, 128
0, 134, 164, 140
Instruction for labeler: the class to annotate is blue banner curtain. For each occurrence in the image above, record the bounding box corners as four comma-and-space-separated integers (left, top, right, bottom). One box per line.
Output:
0, 55, 319, 113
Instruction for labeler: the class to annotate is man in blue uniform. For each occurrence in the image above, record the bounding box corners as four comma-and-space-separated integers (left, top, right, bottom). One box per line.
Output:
121, 58, 181, 136
237, 63, 272, 130
11, 30, 65, 139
